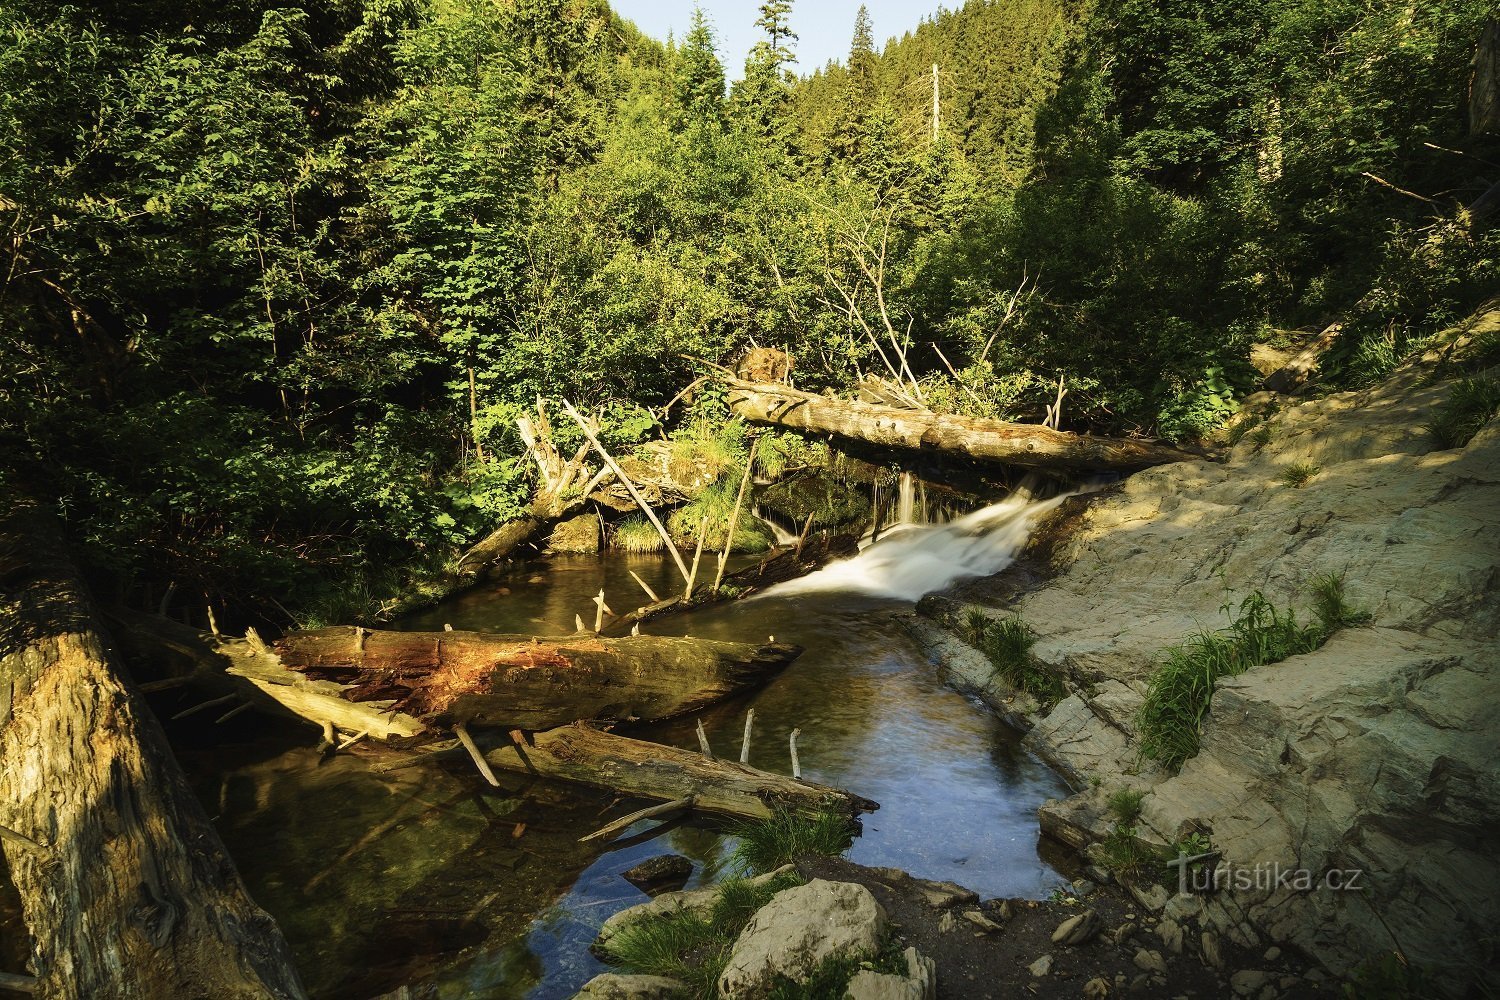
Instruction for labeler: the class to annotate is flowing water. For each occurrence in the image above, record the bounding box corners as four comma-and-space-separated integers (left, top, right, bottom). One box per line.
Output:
169, 487, 1076, 999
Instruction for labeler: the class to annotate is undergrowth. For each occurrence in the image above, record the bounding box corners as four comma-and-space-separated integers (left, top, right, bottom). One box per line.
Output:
1137, 575, 1370, 772
666, 482, 773, 553
730, 808, 856, 875
612, 514, 665, 553
1427, 377, 1500, 449
963, 608, 1064, 705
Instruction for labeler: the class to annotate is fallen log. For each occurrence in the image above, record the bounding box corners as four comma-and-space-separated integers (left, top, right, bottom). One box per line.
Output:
0, 495, 307, 999
727, 380, 1210, 472
277, 627, 801, 730
485, 724, 877, 822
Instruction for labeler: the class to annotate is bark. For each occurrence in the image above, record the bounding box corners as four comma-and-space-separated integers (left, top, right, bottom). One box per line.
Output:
0, 495, 306, 999
726, 381, 1211, 472
482, 724, 877, 822
276, 627, 801, 730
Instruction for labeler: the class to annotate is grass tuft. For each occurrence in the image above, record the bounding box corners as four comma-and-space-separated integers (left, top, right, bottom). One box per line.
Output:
730, 808, 855, 875
1248, 423, 1275, 451
1427, 377, 1500, 449
1107, 787, 1145, 825
1138, 587, 1362, 772
963, 608, 1063, 705
612, 514, 665, 553
1279, 462, 1320, 488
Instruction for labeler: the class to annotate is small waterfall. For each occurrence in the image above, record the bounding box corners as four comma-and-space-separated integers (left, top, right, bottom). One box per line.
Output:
763, 481, 1070, 602
753, 506, 800, 547
896, 470, 917, 525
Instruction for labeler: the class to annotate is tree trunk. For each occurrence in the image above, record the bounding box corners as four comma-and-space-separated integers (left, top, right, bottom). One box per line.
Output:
276, 627, 801, 730
0, 495, 306, 999
726, 381, 1210, 472
1473, 19, 1499, 136
482, 724, 877, 822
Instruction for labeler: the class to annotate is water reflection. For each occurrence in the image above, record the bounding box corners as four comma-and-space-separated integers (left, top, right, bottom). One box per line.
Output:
189, 551, 1070, 998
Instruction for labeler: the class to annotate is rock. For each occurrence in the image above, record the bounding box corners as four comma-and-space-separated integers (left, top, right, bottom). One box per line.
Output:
1128, 973, 1149, 994
597, 865, 795, 948
937, 911, 958, 934
846, 947, 937, 1000
911, 877, 979, 909
1200, 931, 1224, 971
961, 910, 1003, 933
996, 899, 1016, 921
1027, 954, 1053, 978
1112, 922, 1138, 946
1083, 977, 1111, 999
718, 879, 884, 999
1051, 909, 1100, 946
620, 854, 692, 896
1155, 918, 1184, 954
1231, 970, 1271, 996
1133, 949, 1167, 975
1263, 945, 1281, 962
573, 973, 686, 999
550, 513, 601, 553
1127, 882, 1170, 913
1162, 893, 1203, 924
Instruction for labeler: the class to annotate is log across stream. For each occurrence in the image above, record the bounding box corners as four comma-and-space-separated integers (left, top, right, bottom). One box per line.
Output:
151, 504, 1078, 997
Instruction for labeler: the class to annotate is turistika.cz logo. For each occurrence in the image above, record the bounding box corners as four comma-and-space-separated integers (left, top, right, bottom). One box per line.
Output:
1166, 855, 1366, 895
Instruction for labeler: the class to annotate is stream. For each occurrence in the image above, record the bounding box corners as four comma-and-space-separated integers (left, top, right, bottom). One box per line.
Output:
173, 488, 1076, 999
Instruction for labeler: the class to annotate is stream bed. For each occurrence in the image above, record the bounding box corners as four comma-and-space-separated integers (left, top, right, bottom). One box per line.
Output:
175, 502, 1076, 998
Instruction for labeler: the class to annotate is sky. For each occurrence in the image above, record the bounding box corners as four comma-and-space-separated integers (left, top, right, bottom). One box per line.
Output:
610, 1, 948, 80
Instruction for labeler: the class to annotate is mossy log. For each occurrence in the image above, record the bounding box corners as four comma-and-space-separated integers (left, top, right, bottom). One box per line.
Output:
482, 723, 877, 822
727, 380, 1211, 472
0, 496, 306, 999
275, 627, 800, 729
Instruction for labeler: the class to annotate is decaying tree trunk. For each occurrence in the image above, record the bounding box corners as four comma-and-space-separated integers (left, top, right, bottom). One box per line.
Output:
727, 381, 1210, 472
276, 627, 801, 730
0, 495, 306, 999
482, 724, 877, 822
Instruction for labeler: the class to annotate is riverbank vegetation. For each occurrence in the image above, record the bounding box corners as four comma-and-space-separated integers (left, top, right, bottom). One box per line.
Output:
1137, 575, 1371, 771
3, 0, 1494, 627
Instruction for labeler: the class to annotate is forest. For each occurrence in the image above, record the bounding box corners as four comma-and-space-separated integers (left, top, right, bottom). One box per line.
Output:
2, 0, 1499, 997
3, 0, 1494, 626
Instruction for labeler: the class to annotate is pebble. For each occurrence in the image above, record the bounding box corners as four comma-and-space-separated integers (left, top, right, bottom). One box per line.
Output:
938, 911, 958, 934
1156, 917, 1184, 954
1231, 969, 1270, 996
1133, 948, 1168, 974
1028, 954, 1053, 977
1083, 977, 1110, 999
1112, 921, 1138, 946
1264, 946, 1282, 962
1051, 908, 1100, 946
1200, 931, 1224, 971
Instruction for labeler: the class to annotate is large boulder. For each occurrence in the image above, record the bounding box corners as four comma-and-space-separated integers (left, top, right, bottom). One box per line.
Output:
717, 879, 886, 999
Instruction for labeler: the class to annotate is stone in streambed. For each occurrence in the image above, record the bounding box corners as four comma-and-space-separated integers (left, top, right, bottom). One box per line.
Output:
620, 854, 692, 896
573, 973, 686, 999
717, 879, 885, 999
1051, 908, 1100, 946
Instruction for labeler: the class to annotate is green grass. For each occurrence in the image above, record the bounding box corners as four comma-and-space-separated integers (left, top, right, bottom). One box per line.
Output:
602, 870, 803, 998
1225, 415, 1259, 446
729, 808, 856, 875
1137, 584, 1370, 772
1427, 377, 1500, 449
612, 514, 665, 553
1248, 423, 1275, 450
1279, 461, 1320, 487
963, 608, 1064, 705
666, 482, 773, 553
1107, 787, 1145, 825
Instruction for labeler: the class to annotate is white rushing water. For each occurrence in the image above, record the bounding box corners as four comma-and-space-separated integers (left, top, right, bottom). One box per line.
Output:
762, 483, 1072, 603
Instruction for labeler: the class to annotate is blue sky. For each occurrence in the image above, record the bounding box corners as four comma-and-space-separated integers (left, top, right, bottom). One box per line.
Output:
610, 1, 948, 79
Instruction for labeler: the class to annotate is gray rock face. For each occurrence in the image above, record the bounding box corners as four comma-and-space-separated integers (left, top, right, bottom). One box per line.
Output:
572, 973, 685, 999
717, 879, 886, 999
922, 333, 1500, 993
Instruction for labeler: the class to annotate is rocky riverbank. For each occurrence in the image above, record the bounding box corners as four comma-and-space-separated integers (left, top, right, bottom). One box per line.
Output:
911, 310, 1500, 995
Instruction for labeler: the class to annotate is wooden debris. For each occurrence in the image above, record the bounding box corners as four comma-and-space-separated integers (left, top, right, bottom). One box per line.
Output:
580, 795, 695, 843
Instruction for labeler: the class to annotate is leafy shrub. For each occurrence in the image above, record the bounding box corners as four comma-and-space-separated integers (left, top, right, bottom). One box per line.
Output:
1427, 377, 1500, 449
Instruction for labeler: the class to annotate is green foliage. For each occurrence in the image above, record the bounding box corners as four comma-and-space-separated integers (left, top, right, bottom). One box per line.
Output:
1107, 787, 1145, 825
1138, 586, 1367, 771
1280, 462, 1320, 488
1427, 378, 1500, 449
666, 483, 773, 553
612, 515, 666, 553
766, 936, 908, 1000
730, 808, 856, 875
963, 608, 1063, 705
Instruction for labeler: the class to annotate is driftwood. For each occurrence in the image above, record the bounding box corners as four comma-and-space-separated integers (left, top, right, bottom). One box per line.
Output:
486, 724, 876, 822
727, 381, 1209, 472
600, 533, 859, 637
0, 496, 307, 1000
276, 627, 801, 730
